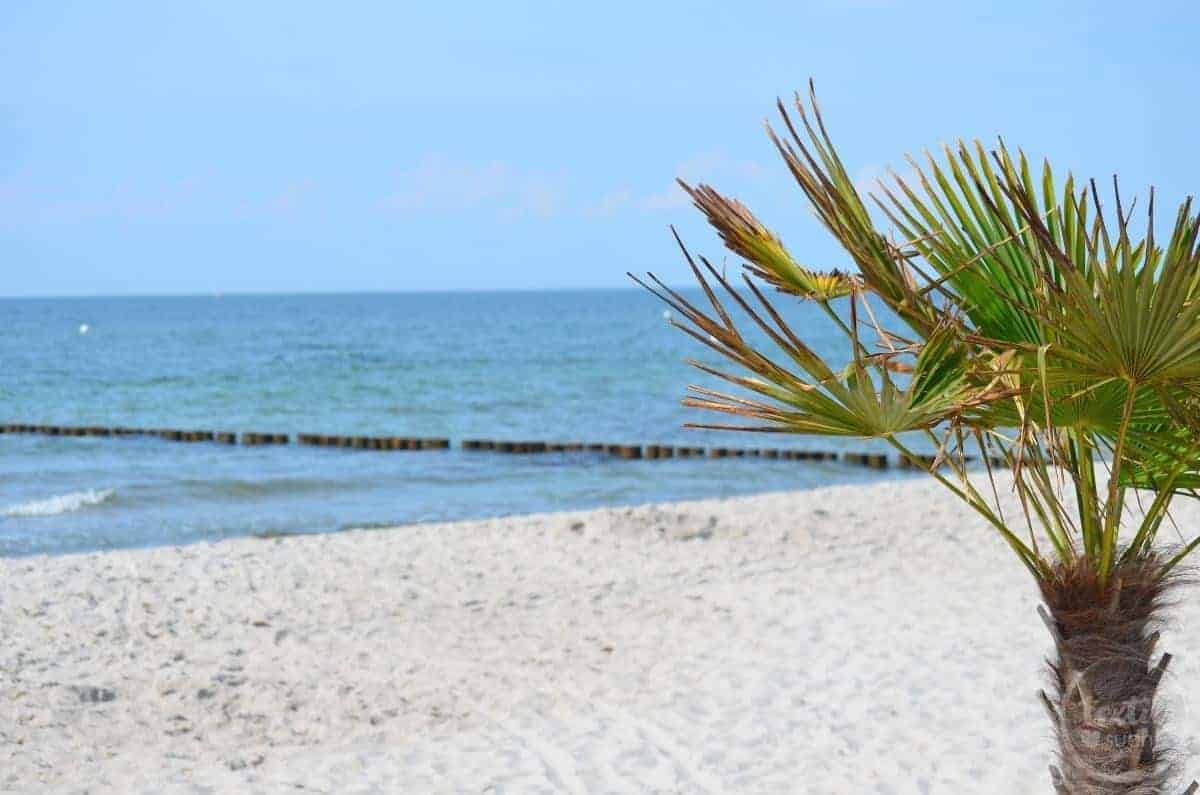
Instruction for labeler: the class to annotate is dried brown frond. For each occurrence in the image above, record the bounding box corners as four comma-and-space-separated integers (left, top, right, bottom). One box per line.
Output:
678, 180, 859, 300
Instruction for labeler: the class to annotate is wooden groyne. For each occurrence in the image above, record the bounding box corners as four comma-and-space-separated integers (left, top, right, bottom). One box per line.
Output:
842, 452, 889, 469
465, 440, 861, 464
296, 434, 451, 450
0, 423, 982, 470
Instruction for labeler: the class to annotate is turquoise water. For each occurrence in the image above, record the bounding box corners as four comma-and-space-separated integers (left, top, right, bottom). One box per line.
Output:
0, 290, 915, 556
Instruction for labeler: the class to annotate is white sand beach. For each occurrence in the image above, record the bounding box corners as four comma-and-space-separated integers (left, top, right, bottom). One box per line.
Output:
4, 475, 1200, 794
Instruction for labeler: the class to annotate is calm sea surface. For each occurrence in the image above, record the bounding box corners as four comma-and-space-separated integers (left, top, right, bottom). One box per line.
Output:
0, 290, 918, 556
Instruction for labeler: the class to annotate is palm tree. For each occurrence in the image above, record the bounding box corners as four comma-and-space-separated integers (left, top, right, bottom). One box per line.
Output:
633, 83, 1200, 794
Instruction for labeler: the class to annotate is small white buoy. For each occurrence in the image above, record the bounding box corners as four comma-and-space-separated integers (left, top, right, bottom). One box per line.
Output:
662, 309, 672, 321
78, 324, 90, 335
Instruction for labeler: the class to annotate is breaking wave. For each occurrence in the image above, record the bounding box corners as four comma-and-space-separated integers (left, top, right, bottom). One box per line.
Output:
4, 489, 116, 518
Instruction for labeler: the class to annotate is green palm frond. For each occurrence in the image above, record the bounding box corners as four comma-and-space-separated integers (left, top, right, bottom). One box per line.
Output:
763, 84, 941, 337
631, 249, 1014, 439
1001, 185, 1200, 387
635, 81, 1200, 586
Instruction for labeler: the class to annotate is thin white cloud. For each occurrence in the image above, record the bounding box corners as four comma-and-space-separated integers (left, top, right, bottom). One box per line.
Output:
810, 0, 897, 9
637, 185, 690, 212
852, 162, 889, 199
587, 150, 769, 217
380, 155, 567, 219
674, 151, 767, 183
852, 162, 923, 233
268, 178, 316, 212
579, 189, 634, 217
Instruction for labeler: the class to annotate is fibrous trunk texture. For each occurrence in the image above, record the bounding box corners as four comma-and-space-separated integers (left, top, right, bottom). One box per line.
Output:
1038, 556, 1193, 794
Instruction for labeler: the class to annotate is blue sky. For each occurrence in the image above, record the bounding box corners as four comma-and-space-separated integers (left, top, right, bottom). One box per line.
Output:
3, 1, 1199, 296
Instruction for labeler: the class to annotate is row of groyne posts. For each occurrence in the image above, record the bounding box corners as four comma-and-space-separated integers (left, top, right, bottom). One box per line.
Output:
0, 423, 1004, 470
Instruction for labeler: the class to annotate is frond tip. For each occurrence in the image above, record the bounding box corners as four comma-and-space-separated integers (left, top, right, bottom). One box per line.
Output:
679, 180, 859, 300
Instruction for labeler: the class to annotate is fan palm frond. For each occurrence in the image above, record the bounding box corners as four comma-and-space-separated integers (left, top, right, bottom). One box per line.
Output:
638, 80, 1200, 586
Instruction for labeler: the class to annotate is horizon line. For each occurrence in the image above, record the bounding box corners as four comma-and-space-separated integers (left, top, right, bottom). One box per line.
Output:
0, 283, 691, 301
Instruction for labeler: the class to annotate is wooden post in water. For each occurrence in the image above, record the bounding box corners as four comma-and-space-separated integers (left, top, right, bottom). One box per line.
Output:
845, 452, 888, 468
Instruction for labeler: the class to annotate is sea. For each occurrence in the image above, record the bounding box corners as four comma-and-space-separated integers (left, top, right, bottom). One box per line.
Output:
0, 289, 919, 557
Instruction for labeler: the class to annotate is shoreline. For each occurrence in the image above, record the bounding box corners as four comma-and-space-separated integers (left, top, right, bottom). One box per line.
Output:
4, 475, 1199, 792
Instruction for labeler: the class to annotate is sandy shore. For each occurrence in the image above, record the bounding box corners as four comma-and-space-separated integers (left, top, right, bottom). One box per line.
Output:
3, 475, 1199, 793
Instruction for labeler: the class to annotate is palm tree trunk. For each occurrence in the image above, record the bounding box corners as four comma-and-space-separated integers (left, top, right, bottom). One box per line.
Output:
1038, 556, 1195, 794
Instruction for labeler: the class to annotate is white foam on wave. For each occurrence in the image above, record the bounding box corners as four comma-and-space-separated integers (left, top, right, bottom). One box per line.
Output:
4, 488, 116, 518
